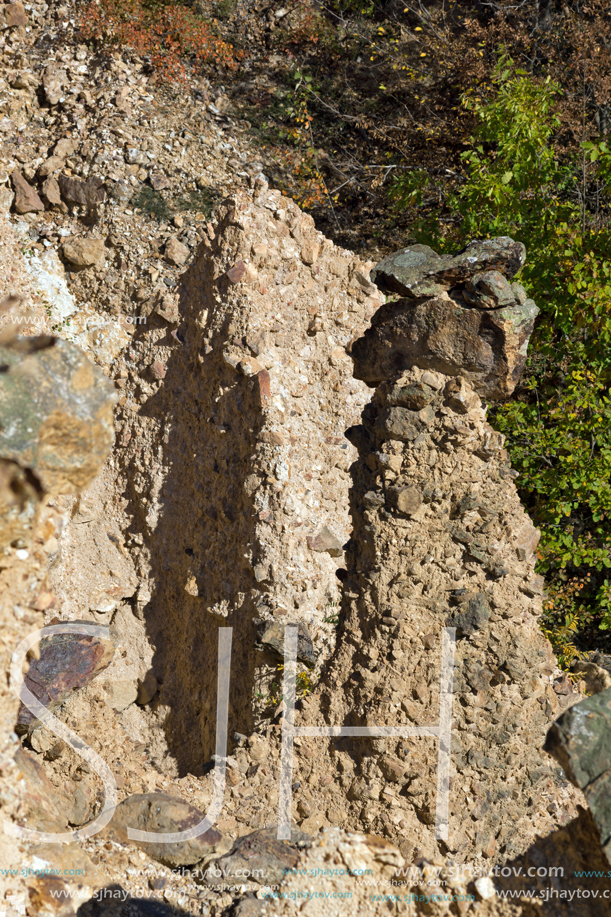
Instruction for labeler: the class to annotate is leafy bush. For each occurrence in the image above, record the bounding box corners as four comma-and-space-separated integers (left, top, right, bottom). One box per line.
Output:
80, 0, 238, 83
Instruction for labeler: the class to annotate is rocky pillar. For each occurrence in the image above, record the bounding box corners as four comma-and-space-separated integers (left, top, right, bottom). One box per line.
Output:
295, 239, 580, 862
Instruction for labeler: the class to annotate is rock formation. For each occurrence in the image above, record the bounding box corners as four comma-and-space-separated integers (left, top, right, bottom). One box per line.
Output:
291, 239, 578, 863
355, 239, 539, 400
88, 186, 382, 772
1, 4, 611, 902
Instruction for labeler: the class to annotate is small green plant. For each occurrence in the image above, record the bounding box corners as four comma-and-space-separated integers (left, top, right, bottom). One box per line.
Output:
132, 186, 172, 222
214, 0, 234, 21
255, 667, 315, 708
132, 186, 219, 221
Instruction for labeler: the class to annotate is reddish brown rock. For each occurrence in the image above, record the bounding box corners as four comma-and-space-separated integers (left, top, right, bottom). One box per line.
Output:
307, 525, 344, 556
150, 359, 166, 380
41, 175, 63, 209
17, 628, 115, 729
11, 170, 44, 214
226, 259, 257, 284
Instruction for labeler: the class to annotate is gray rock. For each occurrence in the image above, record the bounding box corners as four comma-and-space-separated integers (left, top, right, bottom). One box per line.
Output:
204, 827, 312, 888
446, 593, 491, 636
463, 270, 518, 309
545, 687, 611, 864
255, 621, 316, 668
387, 381, 435, 410
0, 337, 117, 496
371, 237, 526, 299
105, 793, 224, 867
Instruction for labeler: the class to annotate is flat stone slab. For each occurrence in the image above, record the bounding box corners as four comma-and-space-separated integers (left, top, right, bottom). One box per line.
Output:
371, 238, 526, 299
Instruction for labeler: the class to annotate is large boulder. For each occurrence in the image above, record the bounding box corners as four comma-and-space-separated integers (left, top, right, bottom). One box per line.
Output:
104, 792, 225, 867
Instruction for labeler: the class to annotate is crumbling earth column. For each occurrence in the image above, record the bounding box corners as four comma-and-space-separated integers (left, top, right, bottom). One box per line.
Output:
293, 239, 579, 863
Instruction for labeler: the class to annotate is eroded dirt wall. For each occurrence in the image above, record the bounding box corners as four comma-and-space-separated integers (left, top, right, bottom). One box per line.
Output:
106, 186, 382, 771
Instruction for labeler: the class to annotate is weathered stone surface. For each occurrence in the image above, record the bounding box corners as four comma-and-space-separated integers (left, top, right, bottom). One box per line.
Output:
387, 381, 434, 410
41, 175, 62, 209
255, 621, 316, 668
38, 156, 64, 179
297, 366, 568, 863
13, 747, 68, 832
463, 270, 519, 309
8, 70, 38, 91
61, 238, 106, 269
17, 627, 115, 729
307, 525, 344, 556
0, 185, 14, 212
379, 405, 431, 442
58, 173, 105, 211
102, 679, 138, 712
41, 63, 67, 106
150, 171, 170, 191
0, 337, 117, 493
446, 592, 491, 636
164, 236, 190, 267
105, 793, 224, 867
386, 484, 422, 516
352, 291, 539, 400
4, 2, 27, 28
545, 687, 611, 863
205, 827, 312, 887
371, 237, 526, 298
11, 170, 44, 213
53, 138, 78, 160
